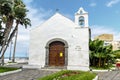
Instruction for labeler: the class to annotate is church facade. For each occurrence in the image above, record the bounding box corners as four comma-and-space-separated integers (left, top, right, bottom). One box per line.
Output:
27, 8, 90, 71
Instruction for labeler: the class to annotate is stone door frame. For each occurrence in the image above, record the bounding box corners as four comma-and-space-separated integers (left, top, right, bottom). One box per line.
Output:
45, 38, 68, 67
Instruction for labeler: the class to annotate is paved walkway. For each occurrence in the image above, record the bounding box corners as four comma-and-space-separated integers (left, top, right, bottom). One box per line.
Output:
0, 69, 57, 80
98, 70, 120, 80
1, 63, 120, 80
0, 69, 120, 80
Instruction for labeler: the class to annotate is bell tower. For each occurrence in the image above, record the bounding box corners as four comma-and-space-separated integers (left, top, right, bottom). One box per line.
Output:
75, 7, 89, 27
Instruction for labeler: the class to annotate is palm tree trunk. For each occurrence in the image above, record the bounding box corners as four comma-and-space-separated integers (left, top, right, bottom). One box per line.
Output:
0, 19, 13, 52
98, 57, 101, 67
12, 27, 18, 62
104, 58, 106, 66
9, 41, 13, 60
1, 55, 4, 65
0, 21, 18, 64
0, 19, 13, 65
93, 57, 95, 66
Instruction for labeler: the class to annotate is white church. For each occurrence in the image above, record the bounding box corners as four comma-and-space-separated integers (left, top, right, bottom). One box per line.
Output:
25, 7, 90, 71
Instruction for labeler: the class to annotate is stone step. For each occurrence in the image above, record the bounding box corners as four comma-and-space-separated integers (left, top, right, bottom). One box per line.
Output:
41, 66, 67, 69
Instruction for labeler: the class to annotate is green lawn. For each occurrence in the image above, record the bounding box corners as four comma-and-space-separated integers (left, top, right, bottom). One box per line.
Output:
0, 66, 19, 73
38, 70, 96, 80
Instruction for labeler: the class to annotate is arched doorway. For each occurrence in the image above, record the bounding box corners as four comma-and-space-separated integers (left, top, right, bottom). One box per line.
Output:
49, 41, 65, 66
45, 38, 68, 67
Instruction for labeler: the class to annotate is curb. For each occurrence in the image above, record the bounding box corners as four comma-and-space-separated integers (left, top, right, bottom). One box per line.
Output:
92, 69, 112, 72
93, 75, 98, 80
0, 69, 22, 76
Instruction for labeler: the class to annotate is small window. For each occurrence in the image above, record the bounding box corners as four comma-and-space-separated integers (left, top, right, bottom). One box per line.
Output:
79, 16, 84, 27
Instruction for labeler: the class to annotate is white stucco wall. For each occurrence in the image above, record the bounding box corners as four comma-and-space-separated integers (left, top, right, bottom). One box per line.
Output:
28, 13, 90, 71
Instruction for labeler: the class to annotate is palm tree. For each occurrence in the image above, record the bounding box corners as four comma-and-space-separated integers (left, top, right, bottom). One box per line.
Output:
0, 0, 14, 65
0, 20, 4, 46
89, 39, 104, 67
89, 39, 114, 67
12, 18, 31, 62
113, 50, 120, 58
11, 0, 31, 62
0, 0, 31, 65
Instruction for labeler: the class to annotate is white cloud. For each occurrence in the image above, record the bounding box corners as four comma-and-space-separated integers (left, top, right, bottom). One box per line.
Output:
90, 3, 96, 7
91, 25, 120, 40
26, 6, 53, 28
106, 0, 120, 7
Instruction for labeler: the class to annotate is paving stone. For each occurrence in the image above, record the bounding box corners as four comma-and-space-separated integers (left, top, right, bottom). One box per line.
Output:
98, 70, 120, 80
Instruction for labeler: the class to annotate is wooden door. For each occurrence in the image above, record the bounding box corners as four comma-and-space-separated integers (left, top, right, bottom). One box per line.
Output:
49, 41, 65, 66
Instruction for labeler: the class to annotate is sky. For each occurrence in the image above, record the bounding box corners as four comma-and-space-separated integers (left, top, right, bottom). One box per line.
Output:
4, 0, 120, 57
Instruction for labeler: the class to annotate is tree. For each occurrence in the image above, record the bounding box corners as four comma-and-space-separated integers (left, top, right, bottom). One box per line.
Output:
0, 0, 14, 65
11, 0, 31, 62
113, 50, 120, 58
0, 20, 4, 45
0, 0, 31, 65
89, 39, 113, 68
